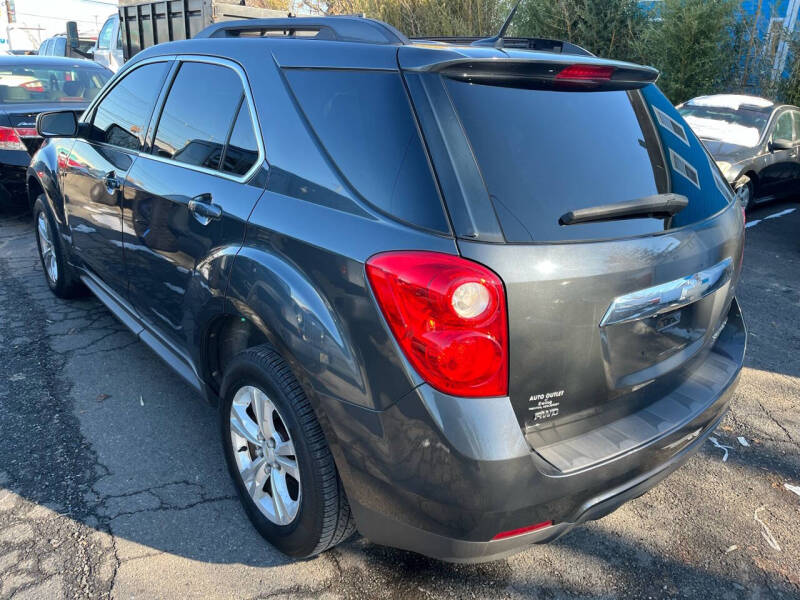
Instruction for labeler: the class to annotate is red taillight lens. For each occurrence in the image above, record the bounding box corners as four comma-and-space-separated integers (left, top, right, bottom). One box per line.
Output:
555, 64, 615, 81
0, 126, 26, 151
492, 520, 553, 541
20, 80, 45, 92
366, 251, 508, 398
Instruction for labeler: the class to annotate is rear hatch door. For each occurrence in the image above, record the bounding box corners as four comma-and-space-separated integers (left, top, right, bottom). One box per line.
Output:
401, 47, 745, 469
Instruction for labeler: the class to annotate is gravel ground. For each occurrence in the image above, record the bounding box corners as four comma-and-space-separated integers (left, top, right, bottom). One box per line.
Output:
0, 198, 798, 600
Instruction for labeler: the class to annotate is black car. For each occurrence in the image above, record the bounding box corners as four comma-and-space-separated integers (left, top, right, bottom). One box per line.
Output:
679, 94, 800, 210
26, 17, 746, 563
0, 56, 111, 206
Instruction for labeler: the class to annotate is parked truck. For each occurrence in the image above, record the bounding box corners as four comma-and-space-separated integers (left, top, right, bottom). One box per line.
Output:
74, 1, 291, 72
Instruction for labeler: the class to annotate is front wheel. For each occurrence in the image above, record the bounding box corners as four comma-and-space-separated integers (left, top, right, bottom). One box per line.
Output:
734, 177, 754, 212
220, 345, 355, 558
33, 195, 84, 298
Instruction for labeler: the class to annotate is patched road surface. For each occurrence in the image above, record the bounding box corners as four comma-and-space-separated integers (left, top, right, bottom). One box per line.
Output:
1, 199, 799, 599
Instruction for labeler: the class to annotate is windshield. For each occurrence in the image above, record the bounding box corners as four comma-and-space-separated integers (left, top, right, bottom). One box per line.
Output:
678, 105, 769, 147
0, 63, 110, 104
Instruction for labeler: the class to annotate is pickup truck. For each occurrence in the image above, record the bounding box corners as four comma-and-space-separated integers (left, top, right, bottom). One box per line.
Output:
78, 0, 290, 72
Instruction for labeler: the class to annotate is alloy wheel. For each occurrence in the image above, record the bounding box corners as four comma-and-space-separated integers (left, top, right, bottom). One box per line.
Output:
229, 385, 301, 526
37, 212, 58, 285
735, 182, 751, 211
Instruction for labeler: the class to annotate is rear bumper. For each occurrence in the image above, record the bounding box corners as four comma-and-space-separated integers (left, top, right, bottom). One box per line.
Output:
325, 299, 745, 562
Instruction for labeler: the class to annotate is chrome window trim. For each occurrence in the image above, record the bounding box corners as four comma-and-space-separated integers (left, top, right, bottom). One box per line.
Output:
80, 55, 176, 128
81, 54, 266, 185
142, 54, 266, 184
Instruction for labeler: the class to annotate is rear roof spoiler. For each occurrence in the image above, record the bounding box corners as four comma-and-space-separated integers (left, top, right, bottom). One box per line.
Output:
412, 36, 594, 57
407, 58, 659, 91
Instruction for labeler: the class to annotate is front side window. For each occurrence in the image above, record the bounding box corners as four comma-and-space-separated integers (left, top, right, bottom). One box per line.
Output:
89, 61, 169, 151
54, 37, 66, 56
792, 111, 800, 142
152, 61, 247, 172
97, 18, 114, 50
772, 112, 793, 143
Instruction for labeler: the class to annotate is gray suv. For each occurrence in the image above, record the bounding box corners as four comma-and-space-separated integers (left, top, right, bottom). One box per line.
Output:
27, 17, 746, 563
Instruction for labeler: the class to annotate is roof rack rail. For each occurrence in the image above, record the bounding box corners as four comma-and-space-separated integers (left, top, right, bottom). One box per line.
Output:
412, 36, 594, 57
196, 17, 410, 46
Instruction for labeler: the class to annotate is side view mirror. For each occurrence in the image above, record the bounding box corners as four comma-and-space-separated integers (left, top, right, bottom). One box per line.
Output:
36, 111, 78, 138
769, 137, 794, 151
66, 21, 79, 50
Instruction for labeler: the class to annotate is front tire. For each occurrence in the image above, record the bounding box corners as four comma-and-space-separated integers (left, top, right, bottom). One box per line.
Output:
220, 345, 356, 558
33, 194, 84, 298
734, 177, 754, 212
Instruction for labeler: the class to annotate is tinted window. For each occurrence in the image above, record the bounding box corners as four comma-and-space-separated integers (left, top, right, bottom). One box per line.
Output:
0, 63, 111, 104
792, 112, 800, 142
444, 80, 729, 242
97, 18, 114, 50
152, 62, 243, 171
286, 69, 448, 233
90, 61, 168, 151
773, 112, 793, 141
221, 101, 259, 176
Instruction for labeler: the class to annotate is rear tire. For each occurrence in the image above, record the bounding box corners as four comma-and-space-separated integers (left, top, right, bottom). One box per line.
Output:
33, 194, 84, 298
220, 345, 356, 558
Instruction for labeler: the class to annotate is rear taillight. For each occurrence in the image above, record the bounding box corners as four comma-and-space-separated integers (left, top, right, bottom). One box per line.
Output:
20, 80, 45, 92
0, 126, 27, 151
366, 251, 508, 398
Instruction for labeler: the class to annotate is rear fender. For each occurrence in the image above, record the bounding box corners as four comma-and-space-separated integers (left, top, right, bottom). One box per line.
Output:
222, 246, 367, 412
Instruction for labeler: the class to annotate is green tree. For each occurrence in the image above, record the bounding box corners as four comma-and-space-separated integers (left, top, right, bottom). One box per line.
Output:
512, 0, 648, 63
642, 0, 741, 103
298, 0, 507, 37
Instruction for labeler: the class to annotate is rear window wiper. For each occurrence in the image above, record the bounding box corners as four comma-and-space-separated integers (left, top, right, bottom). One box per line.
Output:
559, 193, 689, 226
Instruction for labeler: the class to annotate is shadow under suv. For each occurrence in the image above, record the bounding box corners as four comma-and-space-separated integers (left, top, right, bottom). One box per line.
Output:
27, 17, 746, 563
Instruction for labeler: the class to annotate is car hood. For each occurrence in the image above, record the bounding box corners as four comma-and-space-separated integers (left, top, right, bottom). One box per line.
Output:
699, 139, 756, 164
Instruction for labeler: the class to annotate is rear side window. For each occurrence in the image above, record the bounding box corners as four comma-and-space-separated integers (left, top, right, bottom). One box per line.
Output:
442, 80, 730, 242
152, 62, 247, 173
221, 102, 259, 176
285, 69, 449, 233
90, 61, 169, 151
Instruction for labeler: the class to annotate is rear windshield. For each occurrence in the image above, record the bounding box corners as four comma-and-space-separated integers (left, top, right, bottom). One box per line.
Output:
444, 80, 731, 242
0, 63, 110, 104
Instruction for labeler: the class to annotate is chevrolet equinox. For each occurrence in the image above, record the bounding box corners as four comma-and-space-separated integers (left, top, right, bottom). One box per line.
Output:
27, 17, 746, 563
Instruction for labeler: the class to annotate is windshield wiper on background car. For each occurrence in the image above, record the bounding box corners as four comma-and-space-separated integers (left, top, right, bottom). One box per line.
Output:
559, 193, 689, 226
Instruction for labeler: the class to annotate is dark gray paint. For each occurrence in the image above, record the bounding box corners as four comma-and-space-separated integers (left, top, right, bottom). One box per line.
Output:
25, 27, 747, 562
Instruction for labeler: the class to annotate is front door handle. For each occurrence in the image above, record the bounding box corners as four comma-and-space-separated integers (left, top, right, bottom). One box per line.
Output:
188, 194, 222, 225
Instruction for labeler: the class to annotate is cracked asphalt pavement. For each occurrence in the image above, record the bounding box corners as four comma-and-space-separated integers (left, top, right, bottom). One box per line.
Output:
0, 197, 799, 600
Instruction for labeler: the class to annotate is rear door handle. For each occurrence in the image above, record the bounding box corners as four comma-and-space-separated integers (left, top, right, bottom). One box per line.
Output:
188, 194, 222, 225
103, 171, 120, 192
600, 257, 734, 327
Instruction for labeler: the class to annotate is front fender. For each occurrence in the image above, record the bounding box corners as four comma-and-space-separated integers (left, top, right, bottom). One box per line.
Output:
27, 139, 75, 225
